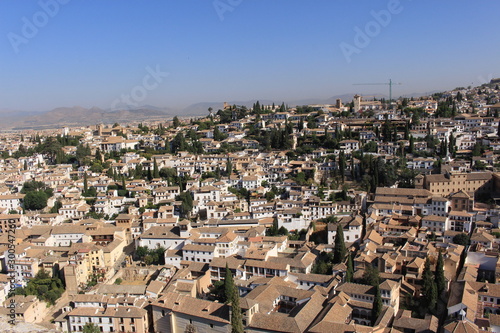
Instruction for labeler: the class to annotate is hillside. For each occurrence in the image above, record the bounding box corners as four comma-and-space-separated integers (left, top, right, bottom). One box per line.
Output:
5, 106, 174, 130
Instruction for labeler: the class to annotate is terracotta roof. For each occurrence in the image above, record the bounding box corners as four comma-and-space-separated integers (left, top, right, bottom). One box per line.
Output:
153, 292, 230, 324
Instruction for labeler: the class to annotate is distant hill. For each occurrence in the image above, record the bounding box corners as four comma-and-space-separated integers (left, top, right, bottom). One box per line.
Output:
4, 106, 175, 130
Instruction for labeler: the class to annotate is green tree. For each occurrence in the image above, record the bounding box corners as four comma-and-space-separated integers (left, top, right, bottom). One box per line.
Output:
346, 253, 354, 283
106, 167, 114, 179
121, 176, 127, 191
231, 289, 244, 333
173, 116, 181, 128
312, 260, 329, 275
21, 180, 53, 197
82, 323, 100, 333
24, 191, 48, 210
277, 226, 289, 236
95, 149, 102, 162
75, 143, 91, 165
135, 163, 144, 179
435, 252, 446, 296
333, 224, 347, 264
135, 246, 148, 260
421, 257, 437, 313
372, 286, 383, 325
362, 265, 380, 287
37, 136, 63, 164
363, 141, 378, 153
452, 233, 469, 246
338, 151, 346, 182
153, 158, 160, 178
159, 167, 177, 183
209, 280, 225, 302
267, 217, 279, 236
224, 264, 235, 304
83, 172, 88, 193
176, 191, 193, 218
49, 200, 62, 213
13, 268, 64, 305
90, 162, 103, 174
472, 142, 482, 157
226, 158, 233, 176
171, 132, 187, 153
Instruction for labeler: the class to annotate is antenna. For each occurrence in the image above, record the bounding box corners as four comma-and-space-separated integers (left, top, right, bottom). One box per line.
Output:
353, 79, 402, 106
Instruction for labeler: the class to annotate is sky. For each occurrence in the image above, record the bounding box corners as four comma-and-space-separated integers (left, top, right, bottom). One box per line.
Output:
1, 0, 499, 112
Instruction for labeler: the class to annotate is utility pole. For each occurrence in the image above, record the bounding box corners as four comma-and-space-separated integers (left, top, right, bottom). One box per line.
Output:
353, 79, 402, 108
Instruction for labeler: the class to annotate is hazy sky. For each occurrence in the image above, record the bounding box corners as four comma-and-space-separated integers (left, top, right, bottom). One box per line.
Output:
1, 0, 499, 111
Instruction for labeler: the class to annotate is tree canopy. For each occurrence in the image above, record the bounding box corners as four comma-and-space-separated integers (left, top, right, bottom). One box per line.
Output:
333, 224, 347, 264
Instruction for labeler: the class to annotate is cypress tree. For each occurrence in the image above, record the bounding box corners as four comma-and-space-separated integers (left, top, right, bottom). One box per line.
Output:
435, 252, 446, 296
121, 176, 126, 191
409, 135, 415, 154
153, 158, 160, 178
106, 167, 113, 179
362, 264, 380, 287
83, 173, 88, 193
333, 224, 347, 264
95, 149, 102, 162
421, 257, 437, 313
224, 264, 235, 304
230, 289, 244, 333
346, 253, 354, 282
372, 285, 383, 325
226, 159, 232, 176
339, 151, 346, 183
173, 116, 181, 128
135, 163, 143, 179
147, 167, 152, 181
